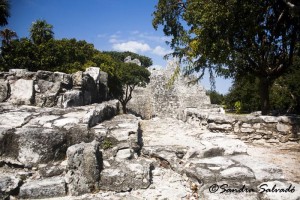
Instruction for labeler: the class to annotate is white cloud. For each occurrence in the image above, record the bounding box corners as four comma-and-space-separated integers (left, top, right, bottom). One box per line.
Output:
112, 41, 151, 53
152, 46, 172, 56
97, 34, 107, 38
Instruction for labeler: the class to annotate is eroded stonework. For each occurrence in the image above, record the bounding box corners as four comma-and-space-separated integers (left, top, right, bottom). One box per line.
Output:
128, 60, 211, 119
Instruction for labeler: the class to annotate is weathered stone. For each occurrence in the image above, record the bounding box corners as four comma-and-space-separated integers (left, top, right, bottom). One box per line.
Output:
60, 90, 84, 108
128, 60, 211, 119
0, 175, 21, 196
124, 56, 142, 66
241, 127, 255, 133
232, 155, 284, 181
35, 70, 54, 81
208, 114, 235, 124
35, 80, 62, 107
0, 111, 32, 128
0, 79, 9, 102
8, 79, 34, 105
53, 72, 72, 87
85, 67, 100, 83
116, 148, 134, 160
208, 123, 232, 132
276, 123, 291, 133
220, 167, 255, 180
66, 141, 102, 196
260, 116, 278, 123
99, 71, 109, 101
99, 159, 153, 192
82, 73, 98, 104
9, 69, 30, 78
15, 128, 67, 165
38, 163, 65, 177
184, 167, 216, 184
72, 71, 83, 87
19, 177, 66, 199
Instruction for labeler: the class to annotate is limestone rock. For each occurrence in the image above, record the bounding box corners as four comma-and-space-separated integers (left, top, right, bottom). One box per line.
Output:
0, 79, 9, 102
8, 79, 34, 105
85, 67, 100, 83
124, 56, 142, 66
66, 141, 102, 196
276, 123, 291, 133
208, 123, 232, 132
72, 71, 83, 87
60, 90, 84, 108
99, 71, 109, 102
220, 167, 255, 180
19, 177, 66, 199
99, 159, 153, 192
0, 175, 21, 197
15, 127, 67, 165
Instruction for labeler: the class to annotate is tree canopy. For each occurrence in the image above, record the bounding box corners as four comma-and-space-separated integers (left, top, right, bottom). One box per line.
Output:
0, 0, 10, 26
30, 19, 54, 45
153, 0, 300, 114
111, 62, 151, 113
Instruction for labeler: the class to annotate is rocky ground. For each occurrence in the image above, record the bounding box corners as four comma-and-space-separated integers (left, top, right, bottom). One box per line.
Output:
0, 103, 300, 200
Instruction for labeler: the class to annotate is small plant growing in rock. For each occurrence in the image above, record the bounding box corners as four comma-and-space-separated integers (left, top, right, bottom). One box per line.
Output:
102, 139, 113, 150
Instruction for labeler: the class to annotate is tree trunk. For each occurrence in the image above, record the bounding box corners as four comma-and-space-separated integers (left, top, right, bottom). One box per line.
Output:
259, 77, 271, 115
121, 102, 127, 114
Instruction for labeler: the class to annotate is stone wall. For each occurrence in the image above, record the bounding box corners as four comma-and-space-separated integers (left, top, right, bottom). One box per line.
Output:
183, 108, 300, 143
127, 60, 212, 119
0, 67, 109, 108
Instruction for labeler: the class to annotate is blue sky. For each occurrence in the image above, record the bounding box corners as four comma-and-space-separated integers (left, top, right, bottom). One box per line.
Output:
6, 0, 232, 94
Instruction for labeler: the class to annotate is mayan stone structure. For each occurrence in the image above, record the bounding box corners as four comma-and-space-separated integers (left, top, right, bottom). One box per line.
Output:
127, 60, 211, 119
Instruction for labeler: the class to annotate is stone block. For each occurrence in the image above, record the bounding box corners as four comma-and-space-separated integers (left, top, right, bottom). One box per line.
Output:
66, 141, 102, 196
8, 79, 34, 105
0, 79, 9, 102
19, 177, 66, 199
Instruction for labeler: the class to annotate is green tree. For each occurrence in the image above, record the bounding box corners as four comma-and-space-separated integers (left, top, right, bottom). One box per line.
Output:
112, 63, 150, 114
207, 90, 224, 105
153, 0, 300, 115
224, 76, 261, 113
0, 0, 10, 26
0, 38, 39, 71
0, 28, 17, 47
30, 20, 54, 45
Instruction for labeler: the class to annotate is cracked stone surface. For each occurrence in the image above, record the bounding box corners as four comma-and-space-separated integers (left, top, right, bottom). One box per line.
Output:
0, 107, 299, 199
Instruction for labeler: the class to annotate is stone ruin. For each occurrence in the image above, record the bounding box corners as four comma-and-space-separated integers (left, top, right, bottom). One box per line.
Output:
0, 63, 299, 199
127, 60, 222, 119
0, 67, 109, 108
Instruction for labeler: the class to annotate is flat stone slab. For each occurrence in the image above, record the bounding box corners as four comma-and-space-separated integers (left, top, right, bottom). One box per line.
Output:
19, 177, 66, 199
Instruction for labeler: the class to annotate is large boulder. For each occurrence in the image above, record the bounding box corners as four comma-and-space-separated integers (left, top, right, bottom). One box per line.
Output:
8, 79, 34, 105
65, 141, 102, 196
99, 159, 153, 192
10, 128, 67, 166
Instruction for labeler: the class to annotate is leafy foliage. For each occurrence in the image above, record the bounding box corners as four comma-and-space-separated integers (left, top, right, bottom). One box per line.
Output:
153, 0, 300, 114
206, 90, 224, 105
30, 19, 54, 45
0, 18, 152, 111
112, 63, 150, 113
0, 0, 10, 26
224, 57, 300, 114
0, 28, 17, 47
